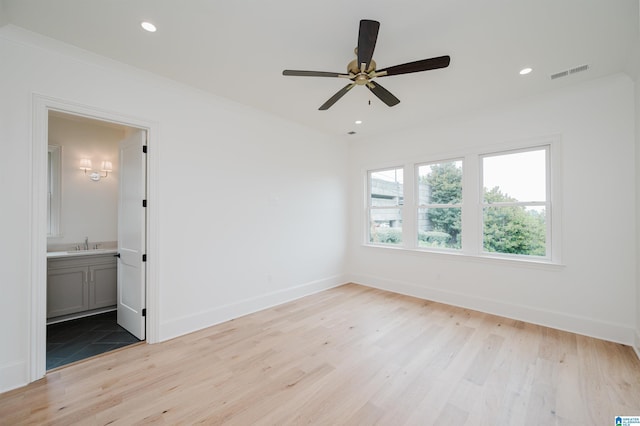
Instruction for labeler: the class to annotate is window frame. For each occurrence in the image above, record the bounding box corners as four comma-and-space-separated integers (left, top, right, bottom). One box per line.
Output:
366, 166, 405, 247
363, 137, 561, 265
415, 158, 464, 252
47, 145, 62, 238
479, 145, 551, 260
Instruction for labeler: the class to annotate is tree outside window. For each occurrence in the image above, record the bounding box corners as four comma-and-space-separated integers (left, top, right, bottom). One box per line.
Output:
417, 160, 462, 249
482, 147, 548, 257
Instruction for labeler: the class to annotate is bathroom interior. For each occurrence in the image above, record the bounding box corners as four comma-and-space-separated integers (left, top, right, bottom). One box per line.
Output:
46, 111, 141, 370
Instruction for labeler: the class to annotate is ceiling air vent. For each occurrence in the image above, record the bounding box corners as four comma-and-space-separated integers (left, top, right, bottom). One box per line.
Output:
550, 64, 590, 80
550, 70, 569, 80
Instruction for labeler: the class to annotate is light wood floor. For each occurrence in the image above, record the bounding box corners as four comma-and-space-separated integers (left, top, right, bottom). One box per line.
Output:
2, 284, 640, 425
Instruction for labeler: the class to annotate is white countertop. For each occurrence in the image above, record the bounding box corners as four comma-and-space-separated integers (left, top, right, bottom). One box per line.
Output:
47, 249, 117, 259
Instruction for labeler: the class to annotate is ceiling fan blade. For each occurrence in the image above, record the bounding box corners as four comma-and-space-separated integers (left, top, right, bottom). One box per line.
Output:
377, 55, 451, 77
357, 19, 380, 71
283, 70, 350, 78
367, 81, 400, 107
319, 83, 356, 110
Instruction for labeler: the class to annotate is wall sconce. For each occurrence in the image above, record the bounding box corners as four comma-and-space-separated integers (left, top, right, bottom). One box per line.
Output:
80, 159, 113, 182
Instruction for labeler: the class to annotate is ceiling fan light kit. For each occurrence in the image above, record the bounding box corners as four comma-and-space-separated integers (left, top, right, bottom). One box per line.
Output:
282, 19, 451, 110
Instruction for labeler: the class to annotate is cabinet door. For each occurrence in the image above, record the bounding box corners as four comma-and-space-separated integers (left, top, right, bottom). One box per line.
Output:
47, 266, 89, 318
90, 263, 117, 309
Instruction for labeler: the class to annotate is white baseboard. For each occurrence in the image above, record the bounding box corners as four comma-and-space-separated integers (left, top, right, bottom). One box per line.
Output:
349, 274, 635, 346
0, 361, 27, 394
159, 275, 348, 342
634, 330, 640, 361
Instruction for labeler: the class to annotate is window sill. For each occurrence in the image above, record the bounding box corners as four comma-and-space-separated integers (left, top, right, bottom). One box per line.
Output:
361, 243, 565, 270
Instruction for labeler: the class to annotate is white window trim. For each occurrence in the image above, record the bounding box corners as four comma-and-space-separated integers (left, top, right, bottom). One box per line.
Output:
47, 145, 62, 238
414, 158, 464, 253
479, 145, 552, 261
362, 136, 563, 265
366, 166, 405, 246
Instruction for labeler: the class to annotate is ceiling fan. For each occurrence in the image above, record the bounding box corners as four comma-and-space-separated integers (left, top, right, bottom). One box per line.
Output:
282, 19, 451, 110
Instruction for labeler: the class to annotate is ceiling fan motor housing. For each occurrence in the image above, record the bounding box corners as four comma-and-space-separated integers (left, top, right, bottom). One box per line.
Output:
348, 58, 376, 85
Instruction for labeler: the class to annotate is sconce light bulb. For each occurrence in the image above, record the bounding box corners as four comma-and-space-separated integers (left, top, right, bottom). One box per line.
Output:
79, 158, 92, 171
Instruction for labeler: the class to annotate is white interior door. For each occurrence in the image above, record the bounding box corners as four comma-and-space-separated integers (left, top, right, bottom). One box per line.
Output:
117, 129, 146, 340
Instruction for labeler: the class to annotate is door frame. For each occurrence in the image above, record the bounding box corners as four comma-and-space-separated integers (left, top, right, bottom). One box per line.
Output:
30, 94, 159, 382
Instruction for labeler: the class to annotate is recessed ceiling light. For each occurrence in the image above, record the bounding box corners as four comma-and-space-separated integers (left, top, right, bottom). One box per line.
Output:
355, 120, 363, 125
519, 67, 533, 75
141, 21, 157, 32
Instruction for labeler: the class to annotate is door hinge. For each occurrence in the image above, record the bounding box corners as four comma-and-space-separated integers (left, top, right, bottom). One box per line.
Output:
143, 145, 147, 154
142, 199, 147, 208
142, 254, 147, 262
142, 308, 146, 317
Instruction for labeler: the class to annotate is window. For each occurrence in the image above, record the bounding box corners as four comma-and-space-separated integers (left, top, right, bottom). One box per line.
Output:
481, 147, 549, 258
48, 145, 61, 237
368, 167, 403, 245
364, 140, 558, 263
416, 160, 463, 249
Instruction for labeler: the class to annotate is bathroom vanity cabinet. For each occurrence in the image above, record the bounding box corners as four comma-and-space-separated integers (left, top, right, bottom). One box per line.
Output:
47, 252, 117, 320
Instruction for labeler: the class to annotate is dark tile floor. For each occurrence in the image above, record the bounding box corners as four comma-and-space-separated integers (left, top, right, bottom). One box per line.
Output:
47, 311, 141, 370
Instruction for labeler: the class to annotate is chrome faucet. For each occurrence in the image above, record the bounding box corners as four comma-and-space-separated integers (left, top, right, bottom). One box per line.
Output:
84, 236, 89, 251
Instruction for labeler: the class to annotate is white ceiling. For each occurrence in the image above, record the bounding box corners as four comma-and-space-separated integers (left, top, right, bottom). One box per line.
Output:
2, 0, 638, 138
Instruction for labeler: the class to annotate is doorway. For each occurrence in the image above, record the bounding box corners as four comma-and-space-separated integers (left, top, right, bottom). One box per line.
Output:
30, 94, 158, 382
45, 111, 146, 369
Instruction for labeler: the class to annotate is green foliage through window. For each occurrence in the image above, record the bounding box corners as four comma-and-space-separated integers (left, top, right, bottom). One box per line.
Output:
418, 161, 462, 249
370, 227, 402, 244
483, 187, 546, 256
481, 147, 548, 257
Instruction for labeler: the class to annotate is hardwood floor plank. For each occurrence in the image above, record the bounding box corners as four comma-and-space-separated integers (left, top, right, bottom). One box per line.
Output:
433, 402, 469, 424
524, 358, 561, 425
464, 333, 505, 385
1, 283, 639, 425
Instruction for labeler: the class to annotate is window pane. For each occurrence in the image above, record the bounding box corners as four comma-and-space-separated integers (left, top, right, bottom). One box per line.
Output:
418, 160, 462, 205
483, 149, 546, 202
483, 206, 546, 256
370, 168, 403, 207
418, 207, 461, 249
47, 151, 52, 234
47, 145, 61, 237
370, 208, 402, 244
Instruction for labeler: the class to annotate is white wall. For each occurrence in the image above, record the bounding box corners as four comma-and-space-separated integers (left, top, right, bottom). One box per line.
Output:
636, 68, 640, 356
0, 26, 348, 392
635, 0, 640, 359
47, 114, 122, 248
348, 73, 637, 345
